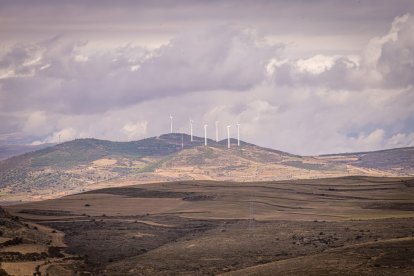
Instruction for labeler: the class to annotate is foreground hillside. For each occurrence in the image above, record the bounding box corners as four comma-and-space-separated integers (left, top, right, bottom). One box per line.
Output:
4, 176, 414, 275
1, 134, 413, 203
0, 206, 84, 275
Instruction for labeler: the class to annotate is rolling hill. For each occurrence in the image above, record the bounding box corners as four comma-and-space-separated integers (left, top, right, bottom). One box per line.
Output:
318, 147, 414, 173
3, 176, 414, 275
0, 133, 413, 203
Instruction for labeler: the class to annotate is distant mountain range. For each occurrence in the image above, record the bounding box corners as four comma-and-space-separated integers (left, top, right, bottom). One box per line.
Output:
0, 143, 53, 161
0, 133, 413, 203
320, 147, 414, 172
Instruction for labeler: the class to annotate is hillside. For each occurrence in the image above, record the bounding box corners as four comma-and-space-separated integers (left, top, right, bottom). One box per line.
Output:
1, 134, 193, 170
0, 205, 84, 275
319, 147, 414, 173
0, 133, 413, 203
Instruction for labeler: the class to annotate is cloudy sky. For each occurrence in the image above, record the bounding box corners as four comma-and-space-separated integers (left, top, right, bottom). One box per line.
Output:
1, 0, 414, 155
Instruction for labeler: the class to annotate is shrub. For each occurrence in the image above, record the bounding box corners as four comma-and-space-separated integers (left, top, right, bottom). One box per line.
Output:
3, 237, 23, 246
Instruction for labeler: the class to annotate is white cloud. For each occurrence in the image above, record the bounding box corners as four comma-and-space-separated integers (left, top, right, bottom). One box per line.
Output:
351, 129, 386, 150
388, 132, 414, 147
266, 58, 288, 75
1, 13, 414, 155
31, 127, 77, 145
121, 121, 148, 141
23, 111, 51, 136
297, 55, 339, 75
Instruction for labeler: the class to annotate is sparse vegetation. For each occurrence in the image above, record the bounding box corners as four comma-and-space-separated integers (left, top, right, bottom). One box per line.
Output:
2, 135, 412, 204
2, 176, 413, 275
1, 135, 414, 275
1, 237, 23, 247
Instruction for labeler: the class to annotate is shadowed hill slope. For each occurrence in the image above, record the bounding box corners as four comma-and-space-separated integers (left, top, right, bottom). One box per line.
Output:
319, 147, 414, 174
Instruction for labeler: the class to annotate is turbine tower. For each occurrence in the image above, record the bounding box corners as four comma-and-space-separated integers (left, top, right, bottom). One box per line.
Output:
236, 122, 240, 146
189, 119, 194, 142
181, 133, 184, 150
227, 125, 231, 149
169, 115, 173, 134
215, 121, 219, 142
204, 124, 208, 146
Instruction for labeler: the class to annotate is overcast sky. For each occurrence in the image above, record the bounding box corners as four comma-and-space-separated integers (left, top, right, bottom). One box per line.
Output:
1, 0, 414, 155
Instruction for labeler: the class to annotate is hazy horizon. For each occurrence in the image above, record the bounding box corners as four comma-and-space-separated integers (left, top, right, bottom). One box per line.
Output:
1, 0, 414, 155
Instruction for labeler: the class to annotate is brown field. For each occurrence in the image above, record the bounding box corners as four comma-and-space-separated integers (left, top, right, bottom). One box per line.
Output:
2, 176, 414, 275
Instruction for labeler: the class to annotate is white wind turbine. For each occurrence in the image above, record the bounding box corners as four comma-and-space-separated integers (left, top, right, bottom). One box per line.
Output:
189, 119, 194, 142
215, 121, 219, 142
236, 122, 241, 146
169, 115, 173, 134
204, 124, 208, 146
227, 125, 231, 149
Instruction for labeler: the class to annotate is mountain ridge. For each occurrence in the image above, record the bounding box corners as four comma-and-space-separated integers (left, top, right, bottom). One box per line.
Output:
2, 133, 410, 163
319, 146, 414, 157
0, 133, 413, 204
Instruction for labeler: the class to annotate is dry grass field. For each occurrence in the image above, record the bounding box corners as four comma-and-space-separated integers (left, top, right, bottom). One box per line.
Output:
2, 176, 413, 275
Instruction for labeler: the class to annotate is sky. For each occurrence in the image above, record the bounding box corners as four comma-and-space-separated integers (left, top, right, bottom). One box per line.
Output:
1, 0, 414, 155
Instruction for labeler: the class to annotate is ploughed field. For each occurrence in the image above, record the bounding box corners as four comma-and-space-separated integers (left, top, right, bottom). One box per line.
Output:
4, 176, 414, 275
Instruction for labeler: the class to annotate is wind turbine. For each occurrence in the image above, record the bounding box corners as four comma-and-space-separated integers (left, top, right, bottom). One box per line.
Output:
189, 119, 194, 142
181, 133, 184, 150
236, 122, 241, 146
204, 124, 208, 146
169, 115, 173, 134
215, 121, 219, 142
227, 125, 231, 149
